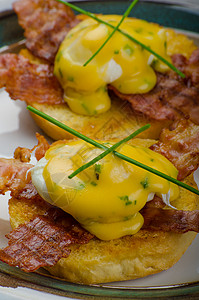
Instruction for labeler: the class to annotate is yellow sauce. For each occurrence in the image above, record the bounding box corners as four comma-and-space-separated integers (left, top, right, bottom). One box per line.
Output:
41, 140, 179, 240
54, 16, 171, 116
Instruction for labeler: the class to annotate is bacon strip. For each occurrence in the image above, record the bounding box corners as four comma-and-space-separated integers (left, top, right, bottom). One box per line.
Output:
0, 133, 49, 194
0, 214, 93, 272
13, 0, 78, 62
141, 206, 199, 233
11, 0, 199, 123
0, 158, 32, 195
0, 53, 64, 105
109, 50, 199, 124
151, 119, 199, 180
108, 79, 178, 121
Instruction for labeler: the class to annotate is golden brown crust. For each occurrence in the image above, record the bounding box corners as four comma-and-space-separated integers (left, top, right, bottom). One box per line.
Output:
8, 139, 199, 284
29, 99, 171, 141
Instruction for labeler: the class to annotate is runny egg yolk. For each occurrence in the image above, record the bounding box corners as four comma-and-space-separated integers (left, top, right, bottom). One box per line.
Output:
31, 140, 179, 240
54, 15, 171, 116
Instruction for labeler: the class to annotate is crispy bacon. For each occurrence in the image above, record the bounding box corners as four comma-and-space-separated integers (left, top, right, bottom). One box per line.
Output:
0, 53, 64, 105
109, 50, 199, 124
13, 0, 78, 62
151, 119, 199, 180
141, 206, 199, 233
0, 214, 93, 272
173, 49, 199, 90
0, 133, 49, 194
10, 0, 199, 124
14, 133, 50, 162
0, 158, 32, 195
109, 81, 178, 121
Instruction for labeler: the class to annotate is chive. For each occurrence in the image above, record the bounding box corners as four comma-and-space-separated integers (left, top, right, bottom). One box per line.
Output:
95, 164, 101, 174
119, 195, 132, 206
91, 181, 97, 186
124, 44, 134, 56
95, 163, 101, 180
68, 76, 74, 82
27, 106, 199, 196
81, 102, 90, 114
55, 0, 185, 78
56, 51, 62, 62
123, 215, 132, 221
135, 28, 143, 33
83, 0, 139, 66
140, 177, 149, 189
68, 124, 151, 179
95, 164, 101, 173
58, 68, 63, 79
76, 182, 85, 190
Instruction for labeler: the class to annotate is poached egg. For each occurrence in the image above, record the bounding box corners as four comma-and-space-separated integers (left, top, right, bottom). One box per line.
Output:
31, 140, 179, 240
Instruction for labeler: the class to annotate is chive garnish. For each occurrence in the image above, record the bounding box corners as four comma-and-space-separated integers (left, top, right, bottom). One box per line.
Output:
140, 177, 149, 189
83, 0, 139, 66
95, 163, 101, 180
27, 106, 199, 196
119, 195, 132, 206
68, 123, 150, 179
55, 0, 185, 78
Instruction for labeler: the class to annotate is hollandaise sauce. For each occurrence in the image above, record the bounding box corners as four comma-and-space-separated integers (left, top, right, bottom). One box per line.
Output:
31, 140, 179, 240
54, 16, 171, 116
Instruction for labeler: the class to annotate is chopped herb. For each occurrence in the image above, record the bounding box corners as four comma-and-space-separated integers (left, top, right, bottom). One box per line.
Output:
123, 215, 133, 221
140, 177, 149, 189
81, 103, 90, 114
114, 49, 120, 54
134, 200, 137, 205
68, 76, 74, 82
58, 68, 63, 79
124, 44, 134, 56
144, 78, 151, 85
118, 84, 122, 89
76, 182, 85, 190
164, 41, 167, 49
95, 163, 101, 180
151, 59, 158, 69
135, 27, 143, 33
148, 31, 154, 35
150, 158, 154, 162
91, 181, 97, 186
56, 51, 62, 62
97, 86, 107, 93
119, 195, 132, 206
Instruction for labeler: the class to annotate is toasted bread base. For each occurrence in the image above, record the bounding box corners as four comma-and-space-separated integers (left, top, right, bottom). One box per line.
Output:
29, 98, 171, 141
8, 138, 199, 284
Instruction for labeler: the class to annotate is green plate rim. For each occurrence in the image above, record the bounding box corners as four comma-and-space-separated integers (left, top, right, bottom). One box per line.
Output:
0, 261, 199, 298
